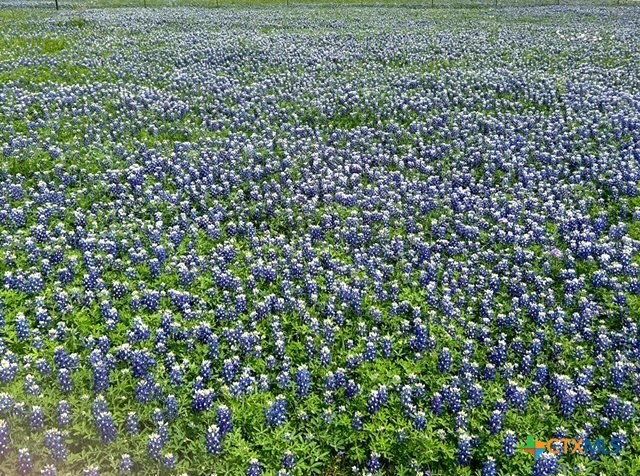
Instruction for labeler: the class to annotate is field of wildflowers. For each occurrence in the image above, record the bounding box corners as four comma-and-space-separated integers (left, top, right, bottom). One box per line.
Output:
0, 4, 640, 476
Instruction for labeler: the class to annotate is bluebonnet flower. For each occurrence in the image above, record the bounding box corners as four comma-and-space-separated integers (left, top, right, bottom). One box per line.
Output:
18, 448, 33, 475
221, 356, 241, 383
455, 411, 469, 431
533, 453, 558, 476
0, 419, 9, 458
503, 430, 517, 457
265, 396, 287, 427
351, 411, 363, 431
246, 459, 262, 476
217, 404, 233, 436
125, 412, 139, 435
483, 363, 496, 381
205, 424, 222, 455
40, 465, 57, 476
482, 457, 497, 476
367, 386, 388, 415
29, 406, 45, 431
161, 453, 176, 469
619, 400, 634, 422
366, 452, 382, 474
119, 454, 134, 473
151, 408, 164, 427
157, 421, 169, 446
381, 336, 393, 358
456, 432, 473, 466
412, 411, 426, 431
611, 429, 628, 448
345, 379, 359, 399
0, 394, 14, 418
199, 360, 213, 382
44, 429, 68, 462
281, 451, 296, 470
505, 381, 528, 412
147, 433, 164, 461
57, 368, 73, 393
294, 365, 311, 399
603, 394, 620, 420
467, 383, 483, 408
488, 410, 504, 435
0, 354, 19, 384
93, 409, 117, 444
438, 347, 452, 373
319, 346, 331, 366
91, 359, 110, 394
57, 401, 72, 428
15, 313, 30, 342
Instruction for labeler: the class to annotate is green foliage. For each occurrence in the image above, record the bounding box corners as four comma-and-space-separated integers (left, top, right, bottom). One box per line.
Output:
0, 4, 639, 476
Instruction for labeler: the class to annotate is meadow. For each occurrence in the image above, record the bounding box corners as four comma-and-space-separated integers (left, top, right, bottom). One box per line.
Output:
1, 4, 640, 476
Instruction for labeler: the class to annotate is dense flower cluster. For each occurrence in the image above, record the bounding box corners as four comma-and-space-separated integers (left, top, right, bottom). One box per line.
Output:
0, 4, 639, 476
